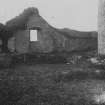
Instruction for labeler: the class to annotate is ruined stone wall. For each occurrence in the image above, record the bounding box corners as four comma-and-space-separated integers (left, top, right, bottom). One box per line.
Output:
7, 8, 97, 54
27, 14, 97, 53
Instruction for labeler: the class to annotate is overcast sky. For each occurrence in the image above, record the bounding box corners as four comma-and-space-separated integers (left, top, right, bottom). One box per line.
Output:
0, 0, 98, 31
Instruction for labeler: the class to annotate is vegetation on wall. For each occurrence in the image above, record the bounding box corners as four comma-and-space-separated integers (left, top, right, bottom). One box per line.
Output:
0, 23, 13, 52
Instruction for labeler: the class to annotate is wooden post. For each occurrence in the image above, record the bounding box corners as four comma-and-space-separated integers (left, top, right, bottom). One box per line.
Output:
23, 54, 26, 63
98, 0, 105, 55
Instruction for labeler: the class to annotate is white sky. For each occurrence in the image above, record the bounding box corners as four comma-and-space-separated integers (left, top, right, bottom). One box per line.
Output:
0, 0, 98, 31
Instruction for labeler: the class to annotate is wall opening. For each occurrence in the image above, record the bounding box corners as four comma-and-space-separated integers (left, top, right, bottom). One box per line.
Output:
30, 30, 38, 41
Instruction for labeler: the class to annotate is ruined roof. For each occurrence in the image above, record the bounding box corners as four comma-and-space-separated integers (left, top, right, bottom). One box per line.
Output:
6, 7, 97, 40
6, 7, 39, 32
53, 27, 97, 39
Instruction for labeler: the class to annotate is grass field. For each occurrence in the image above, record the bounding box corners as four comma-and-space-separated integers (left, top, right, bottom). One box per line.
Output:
0, 63, 105, 105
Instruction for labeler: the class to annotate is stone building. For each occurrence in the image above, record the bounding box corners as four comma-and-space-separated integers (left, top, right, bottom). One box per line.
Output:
6, 7, 97, 54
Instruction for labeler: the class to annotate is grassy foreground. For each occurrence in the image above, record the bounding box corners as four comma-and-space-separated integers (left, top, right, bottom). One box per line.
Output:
0, 64, 105, 105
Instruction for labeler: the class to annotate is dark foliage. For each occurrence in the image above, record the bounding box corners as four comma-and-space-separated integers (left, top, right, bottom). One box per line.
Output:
0, 23, 13, 52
